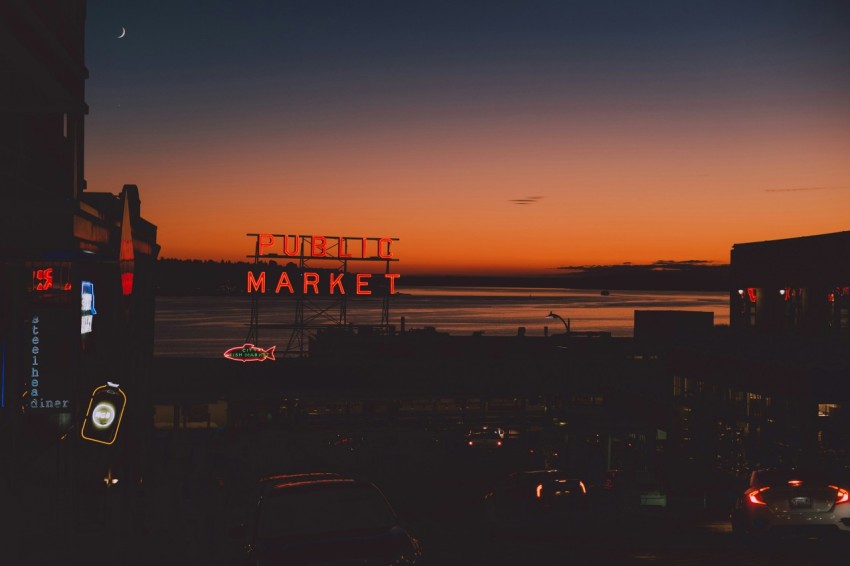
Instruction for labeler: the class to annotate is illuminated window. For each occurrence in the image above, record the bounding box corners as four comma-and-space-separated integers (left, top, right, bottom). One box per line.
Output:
818, 403, 840, 417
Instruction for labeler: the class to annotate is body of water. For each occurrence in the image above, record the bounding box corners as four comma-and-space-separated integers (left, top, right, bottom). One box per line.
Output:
155, 287, 729, 358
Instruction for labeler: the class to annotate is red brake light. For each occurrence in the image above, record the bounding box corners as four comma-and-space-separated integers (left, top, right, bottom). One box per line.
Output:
829, 485, 850, 504
747, 486, 770, 505
787, 479, 802, 487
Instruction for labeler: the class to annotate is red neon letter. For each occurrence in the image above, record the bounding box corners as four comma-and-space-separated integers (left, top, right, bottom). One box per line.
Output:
247, 271, 266, 293
329, 272, 346, 294
312, 236, 327, 257
384, 273, 400, 294
35, 268, 54, 291
338, 237, 352, 258
361, 237, 368, 258
258, 234, 274, 255
283, 235, 299, 256
356, 273, 372, 295
303, 272, 320, 294
275, 272, 294, 294
378, 238, 393, 258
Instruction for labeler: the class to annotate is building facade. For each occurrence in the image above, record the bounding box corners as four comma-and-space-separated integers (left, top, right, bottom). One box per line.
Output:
1, 0, 160, 542
730, 231, 850, 337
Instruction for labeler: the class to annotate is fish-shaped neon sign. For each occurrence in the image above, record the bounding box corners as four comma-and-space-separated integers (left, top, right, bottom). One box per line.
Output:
223, 343, 276, 362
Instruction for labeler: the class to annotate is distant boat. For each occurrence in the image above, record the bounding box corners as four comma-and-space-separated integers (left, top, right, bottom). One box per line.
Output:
600, 289, 610, 296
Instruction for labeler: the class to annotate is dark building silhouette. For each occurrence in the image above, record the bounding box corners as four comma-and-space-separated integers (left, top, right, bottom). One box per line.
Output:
661, 231, 850, 479
634, 310, 714, 344
730, 230, 850, 336
1, 0, 88, 200
1, 0, 160, 550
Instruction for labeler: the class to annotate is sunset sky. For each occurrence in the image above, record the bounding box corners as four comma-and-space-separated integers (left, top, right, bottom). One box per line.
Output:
83, 0, 850, 276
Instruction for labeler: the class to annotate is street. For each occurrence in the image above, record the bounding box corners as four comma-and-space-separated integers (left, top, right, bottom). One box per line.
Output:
14, 420, 846, 565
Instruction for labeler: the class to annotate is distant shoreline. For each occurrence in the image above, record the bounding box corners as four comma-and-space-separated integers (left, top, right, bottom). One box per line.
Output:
154, 258, 730, 295
399, 274, 728, 292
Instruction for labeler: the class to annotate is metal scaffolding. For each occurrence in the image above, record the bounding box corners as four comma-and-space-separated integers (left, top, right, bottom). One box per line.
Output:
245, 234, 399, 358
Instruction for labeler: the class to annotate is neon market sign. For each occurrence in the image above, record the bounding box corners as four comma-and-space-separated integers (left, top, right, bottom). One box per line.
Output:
255, 234, 396, 259
245, 234, 401, 296
223, 343, 276, 362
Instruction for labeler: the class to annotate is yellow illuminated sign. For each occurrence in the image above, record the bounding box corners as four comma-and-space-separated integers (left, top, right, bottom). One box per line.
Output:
81, 383, 126, 445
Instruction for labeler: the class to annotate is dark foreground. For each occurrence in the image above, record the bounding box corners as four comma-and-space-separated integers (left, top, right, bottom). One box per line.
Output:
12, 419, 850, 566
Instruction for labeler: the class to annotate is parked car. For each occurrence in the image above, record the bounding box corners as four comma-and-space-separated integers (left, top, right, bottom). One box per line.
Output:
466, 426, 505, 448
730, 467, 850, 538
233, 473, 424, 565
483, 469, 589, 529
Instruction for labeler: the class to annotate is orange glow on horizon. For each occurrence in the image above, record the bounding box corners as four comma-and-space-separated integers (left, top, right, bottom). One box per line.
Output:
85, 95, 850, 274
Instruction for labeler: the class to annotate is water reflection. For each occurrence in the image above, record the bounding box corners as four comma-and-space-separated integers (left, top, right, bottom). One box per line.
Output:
155, 287, 728, 357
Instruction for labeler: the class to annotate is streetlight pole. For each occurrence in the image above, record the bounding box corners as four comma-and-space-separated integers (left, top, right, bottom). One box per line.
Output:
545, 311, 570, 336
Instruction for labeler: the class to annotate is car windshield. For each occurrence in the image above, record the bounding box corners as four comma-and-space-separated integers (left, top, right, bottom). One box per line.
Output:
468, 428, 503, 439
257, 482, 397, 539
511, 472, 583, 492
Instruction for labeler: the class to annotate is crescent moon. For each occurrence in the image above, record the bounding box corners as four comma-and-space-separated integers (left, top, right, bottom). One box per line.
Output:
118, 27, 126, 39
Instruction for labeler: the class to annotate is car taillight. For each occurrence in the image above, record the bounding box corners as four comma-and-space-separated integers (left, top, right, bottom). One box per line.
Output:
536, 484, 543, 499
747, 486, 770, 505
579, 481, 587, 494
496, 441, 502, 447
829, 485, 850, 504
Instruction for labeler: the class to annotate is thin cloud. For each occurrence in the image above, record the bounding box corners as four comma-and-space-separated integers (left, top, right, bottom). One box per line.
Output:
509, 196, 543, 205
558, 260, 721, 271
765, 186, 845, 193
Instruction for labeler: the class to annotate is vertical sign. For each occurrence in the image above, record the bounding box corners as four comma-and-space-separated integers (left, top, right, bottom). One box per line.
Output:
81, 281, 96, 334
25, 309, 73, 411
81, 382, 127, 445
119, 195, 135, 296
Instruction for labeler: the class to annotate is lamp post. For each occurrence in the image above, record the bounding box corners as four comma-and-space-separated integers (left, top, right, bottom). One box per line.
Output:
545, 311, 570, 335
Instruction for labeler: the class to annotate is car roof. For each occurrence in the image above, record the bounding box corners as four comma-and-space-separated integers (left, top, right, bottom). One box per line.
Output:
265, 476, 360, 493
258, 471, 343, 485
506, 469, 584, 483
513, 469, 575, 478
468, 427, 504, 435
749, 467, 842, 486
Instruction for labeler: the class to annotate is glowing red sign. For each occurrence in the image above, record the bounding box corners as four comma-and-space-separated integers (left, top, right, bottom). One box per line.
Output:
223, 343, 276, 362
246, 233, 401, 295
30, 263, 72, 293
255, 234, 395, 259
35, 268, 53, 291
247, 271, 399, 295
119, 194, 135, 296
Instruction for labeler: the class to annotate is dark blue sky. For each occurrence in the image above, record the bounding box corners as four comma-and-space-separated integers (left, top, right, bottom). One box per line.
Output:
82, 1, 850, 272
